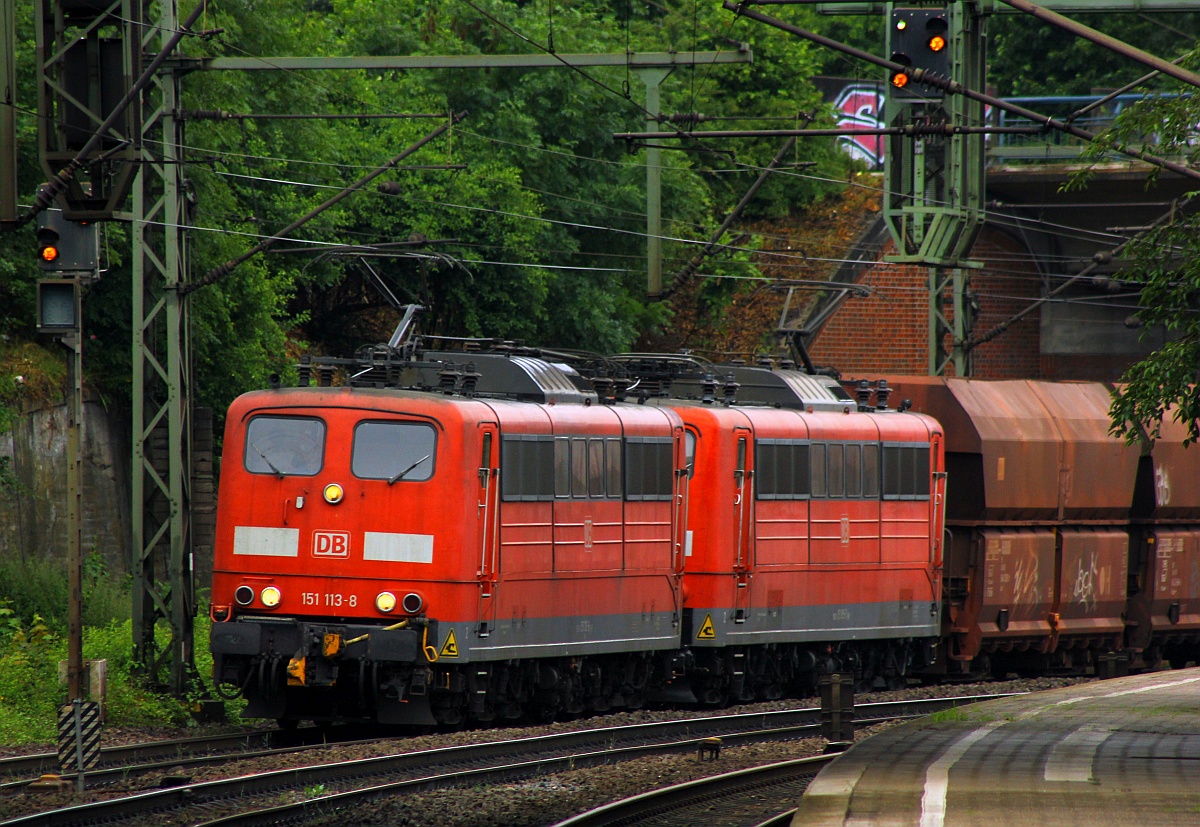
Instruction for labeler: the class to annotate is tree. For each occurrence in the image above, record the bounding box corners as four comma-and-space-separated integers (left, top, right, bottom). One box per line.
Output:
1067, 58, 1200, 445
988, 12, 1200, 97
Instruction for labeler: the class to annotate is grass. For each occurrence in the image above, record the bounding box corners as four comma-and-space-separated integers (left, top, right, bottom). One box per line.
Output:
0, 558, 241, 745
928, 706, 973, 724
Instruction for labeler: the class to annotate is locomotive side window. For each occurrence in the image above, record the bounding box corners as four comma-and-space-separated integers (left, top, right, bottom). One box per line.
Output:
810, 443, 827, 497
882, 443, 931, 500
244, 416, 325, 476
572, 438, 588, 498
755, 439, 811, 500
501, 435, 555, 501
862, 443, 880, 497
625, 437, 673, 501
589, 439, 605, 497
351, 421, 436, 482
554, 438, 570, 497
606, 438, 623, 497
827, 443, 845, 498
554, 437, 620, 499
845, 443, 862, 497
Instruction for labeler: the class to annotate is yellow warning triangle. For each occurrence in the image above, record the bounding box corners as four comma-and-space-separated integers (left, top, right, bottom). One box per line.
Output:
439, 629, 459, 658
696, 614, 716, 640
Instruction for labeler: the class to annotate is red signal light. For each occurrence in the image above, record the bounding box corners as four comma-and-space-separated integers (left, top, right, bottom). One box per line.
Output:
40, 245, 59, 263
928, 35, 947, 53
891, 73, 910, 89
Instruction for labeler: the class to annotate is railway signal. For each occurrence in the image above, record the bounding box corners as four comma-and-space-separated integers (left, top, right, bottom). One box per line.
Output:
35, 209, 97, 272
889, 6, 950, 97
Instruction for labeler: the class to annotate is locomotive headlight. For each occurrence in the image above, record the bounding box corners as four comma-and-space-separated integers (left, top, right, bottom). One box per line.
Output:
402, 592, 424, 614
323, 482, 344, 504
375, 591, 397, 613
260, 586, 282, 608
234, 585, 255, 607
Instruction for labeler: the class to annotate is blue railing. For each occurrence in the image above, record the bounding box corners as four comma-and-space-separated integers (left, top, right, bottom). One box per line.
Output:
987, 93, 1167, 164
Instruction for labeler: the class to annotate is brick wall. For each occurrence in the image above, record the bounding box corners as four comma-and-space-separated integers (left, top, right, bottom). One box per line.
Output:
809, 225, 1044, 379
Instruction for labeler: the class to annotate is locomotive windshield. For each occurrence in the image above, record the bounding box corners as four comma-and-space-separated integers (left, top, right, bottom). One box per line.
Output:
244, 416, 325, 476
352, 421, 437, 482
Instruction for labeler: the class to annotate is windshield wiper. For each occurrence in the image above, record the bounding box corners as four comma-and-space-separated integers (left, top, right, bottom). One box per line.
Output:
250, 442, 285, 478
389, 454, 431, 485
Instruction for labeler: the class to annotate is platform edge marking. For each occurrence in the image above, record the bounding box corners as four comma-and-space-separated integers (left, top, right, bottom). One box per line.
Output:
918, 721, 1007, 827
1043, 723, 1118, 783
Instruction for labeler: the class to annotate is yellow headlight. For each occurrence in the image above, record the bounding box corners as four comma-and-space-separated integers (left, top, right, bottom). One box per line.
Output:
376, 591, 397, 613
260, 586, 282, 608
323, 482, 344, 504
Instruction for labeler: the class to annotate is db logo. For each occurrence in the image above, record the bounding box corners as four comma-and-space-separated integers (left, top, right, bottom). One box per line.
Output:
313, 530, 350, 558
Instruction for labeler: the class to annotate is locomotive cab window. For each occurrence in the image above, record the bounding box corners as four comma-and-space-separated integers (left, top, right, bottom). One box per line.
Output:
244, 415, 325, 476
352, 421, 437, 482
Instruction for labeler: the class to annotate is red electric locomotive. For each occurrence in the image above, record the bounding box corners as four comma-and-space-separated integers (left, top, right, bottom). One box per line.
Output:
210, 352, 687, 726
613, 357, 946, 699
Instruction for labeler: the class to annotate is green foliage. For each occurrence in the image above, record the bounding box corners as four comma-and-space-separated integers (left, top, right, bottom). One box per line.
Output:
988, 13, 1200, 97
0, 340, 65, 433
83, 621, 186, 728
0, 589, 239, 744
0, 606, 184, 743
0, 553, 130, 630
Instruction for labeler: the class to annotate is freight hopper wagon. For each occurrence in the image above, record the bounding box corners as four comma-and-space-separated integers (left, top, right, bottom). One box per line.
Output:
889, 378, 1141, 677
613, 357, 947, 698
1125, 413, 1200, 669
210, 353, 687, 727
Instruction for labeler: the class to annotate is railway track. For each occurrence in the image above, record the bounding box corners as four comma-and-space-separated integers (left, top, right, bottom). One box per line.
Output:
550, 755, 833, 827
2, 694, 1010, 827
0, 725, 381, 793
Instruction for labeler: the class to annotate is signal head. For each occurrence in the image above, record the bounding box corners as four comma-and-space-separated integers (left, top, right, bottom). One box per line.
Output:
36, 227, 61, 267
889, 7, 950, 98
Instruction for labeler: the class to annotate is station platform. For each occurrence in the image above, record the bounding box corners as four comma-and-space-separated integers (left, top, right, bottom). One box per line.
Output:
793, 668, 1200, 826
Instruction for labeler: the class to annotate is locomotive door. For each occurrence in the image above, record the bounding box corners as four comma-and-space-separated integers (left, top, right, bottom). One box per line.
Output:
928, 430, 946, 600
733, 428, 755, 620
476, 424, 500, 635
671, 426, 690, 616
